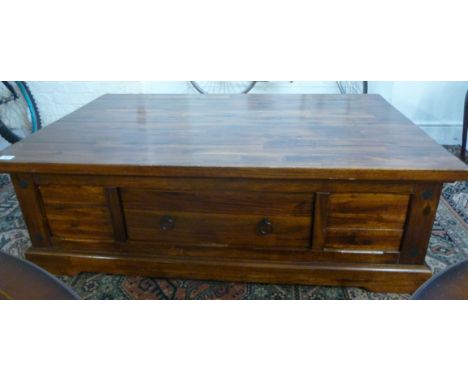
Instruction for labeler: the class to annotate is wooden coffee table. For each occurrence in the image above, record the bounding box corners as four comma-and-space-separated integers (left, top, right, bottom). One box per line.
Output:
1, 94, 467, 293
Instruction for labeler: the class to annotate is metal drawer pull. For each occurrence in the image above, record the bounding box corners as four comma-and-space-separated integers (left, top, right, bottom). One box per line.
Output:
257, 217, 273, 235
160, 215, 175, 231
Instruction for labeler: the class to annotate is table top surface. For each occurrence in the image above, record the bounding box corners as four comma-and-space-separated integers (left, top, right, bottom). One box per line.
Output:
1, 94, 467, 181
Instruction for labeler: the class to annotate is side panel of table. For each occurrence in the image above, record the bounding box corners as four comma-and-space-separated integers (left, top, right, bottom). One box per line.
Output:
12, 173, 439, 293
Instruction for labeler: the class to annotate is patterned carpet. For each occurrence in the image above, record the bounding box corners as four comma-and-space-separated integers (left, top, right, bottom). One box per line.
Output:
1, 145, 468, 299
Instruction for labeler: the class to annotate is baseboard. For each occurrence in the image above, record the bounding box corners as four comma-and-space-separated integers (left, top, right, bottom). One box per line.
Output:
26, 248, 432, 294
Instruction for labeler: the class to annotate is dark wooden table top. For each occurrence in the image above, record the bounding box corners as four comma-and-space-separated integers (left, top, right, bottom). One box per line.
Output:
1, 94, 467, 181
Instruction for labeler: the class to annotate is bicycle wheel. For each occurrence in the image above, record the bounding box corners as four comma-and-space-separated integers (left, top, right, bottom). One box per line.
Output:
0, 81, 42, 143
336, 81, 368, 94
190, 81, 257, 94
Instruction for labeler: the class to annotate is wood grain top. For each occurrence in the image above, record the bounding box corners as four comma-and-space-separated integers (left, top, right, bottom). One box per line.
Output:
1, 94, 467, 181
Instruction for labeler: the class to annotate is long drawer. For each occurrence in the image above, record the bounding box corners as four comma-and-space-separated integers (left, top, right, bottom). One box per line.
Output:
121, 189, 314, 249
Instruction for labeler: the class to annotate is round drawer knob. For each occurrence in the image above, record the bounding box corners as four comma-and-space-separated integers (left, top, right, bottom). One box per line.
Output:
257, 217, 273, 235
160, 215, 175, 231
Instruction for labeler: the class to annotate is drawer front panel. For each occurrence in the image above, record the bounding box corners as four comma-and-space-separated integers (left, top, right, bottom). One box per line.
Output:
122, 189, 313, 249
327, 193, 409, 229
39, 185, 114, 240
121, 189, 312, 217
325, 228, 404, 251
318, 193, 410, 254
39, 184, 107, 205
313, 192, 410, 256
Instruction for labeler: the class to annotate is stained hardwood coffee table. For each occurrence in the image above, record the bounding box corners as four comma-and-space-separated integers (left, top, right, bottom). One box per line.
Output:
1, 94, 467, 293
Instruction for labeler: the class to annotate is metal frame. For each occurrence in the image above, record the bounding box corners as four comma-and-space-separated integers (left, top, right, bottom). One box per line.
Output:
461, 89, 468, 160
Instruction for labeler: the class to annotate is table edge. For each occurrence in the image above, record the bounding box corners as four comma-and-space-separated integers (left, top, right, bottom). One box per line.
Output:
1, 162, 468, 182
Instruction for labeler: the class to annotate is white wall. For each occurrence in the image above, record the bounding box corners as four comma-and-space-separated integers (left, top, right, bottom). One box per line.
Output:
369, 81, 468, 144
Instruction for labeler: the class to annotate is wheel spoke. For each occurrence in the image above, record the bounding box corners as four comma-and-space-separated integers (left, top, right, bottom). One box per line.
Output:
191, 81, 256, 94
0, 82, 32, 139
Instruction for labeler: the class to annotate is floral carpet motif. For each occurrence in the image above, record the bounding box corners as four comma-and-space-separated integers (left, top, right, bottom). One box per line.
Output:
1, 146, 468, 300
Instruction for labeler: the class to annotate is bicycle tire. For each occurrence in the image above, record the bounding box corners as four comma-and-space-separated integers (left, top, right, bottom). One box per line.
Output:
0, 118, 20, 144
190, 81, 257, 94
0, 81, 42, 143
